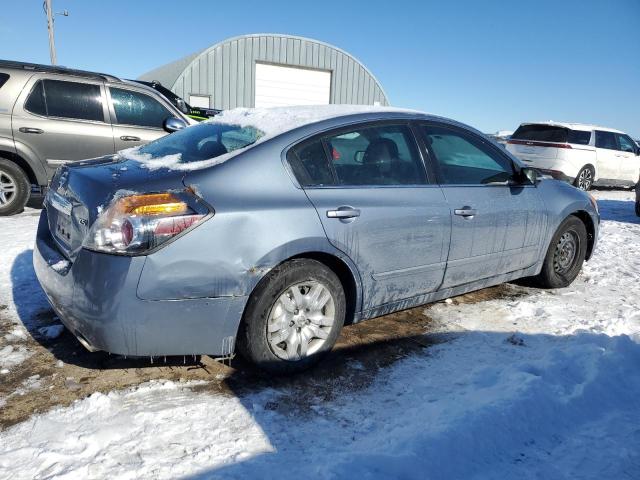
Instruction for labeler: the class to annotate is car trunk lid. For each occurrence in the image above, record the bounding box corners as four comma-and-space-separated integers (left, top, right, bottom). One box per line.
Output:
45, 155, 185, 260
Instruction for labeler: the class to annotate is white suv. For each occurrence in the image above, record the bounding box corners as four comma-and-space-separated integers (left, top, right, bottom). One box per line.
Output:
506, 122, 640, 190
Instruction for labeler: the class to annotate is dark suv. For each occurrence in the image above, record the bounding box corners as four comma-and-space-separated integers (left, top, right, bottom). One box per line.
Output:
131, 80, 220, 121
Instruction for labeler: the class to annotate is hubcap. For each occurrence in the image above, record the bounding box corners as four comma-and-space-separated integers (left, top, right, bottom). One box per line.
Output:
0, 171, 17, 206
577, 169, 592, 191
553, 231, 579, 274
267, 281, 336, 361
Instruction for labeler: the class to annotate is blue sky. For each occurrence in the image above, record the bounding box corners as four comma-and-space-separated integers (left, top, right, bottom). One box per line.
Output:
2, 0, 639, 136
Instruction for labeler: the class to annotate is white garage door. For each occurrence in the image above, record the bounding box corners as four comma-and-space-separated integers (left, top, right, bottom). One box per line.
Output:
254, 63, 331, 108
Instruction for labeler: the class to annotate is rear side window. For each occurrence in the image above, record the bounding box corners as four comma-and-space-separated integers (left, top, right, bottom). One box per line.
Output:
422, 125, 514, 185
24, 81, 46, 116
326, 124, 426, 186
25, 79, 104, 121
0, 73, 9, 89
110, 87, 172, 128
595, 131, 617, 150
289, 141, 334, 186
567, 130, 591, 145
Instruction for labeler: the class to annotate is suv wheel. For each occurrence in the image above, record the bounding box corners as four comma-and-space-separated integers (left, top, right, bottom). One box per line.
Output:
574, 165, 594, 191
0, 159, 30, 216
238, 259, 345, 374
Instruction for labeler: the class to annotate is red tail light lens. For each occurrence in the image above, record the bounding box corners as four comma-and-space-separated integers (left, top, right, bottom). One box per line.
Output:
83, 191, 212, 255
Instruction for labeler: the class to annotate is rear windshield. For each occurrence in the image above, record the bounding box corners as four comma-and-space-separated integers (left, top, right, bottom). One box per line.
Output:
511, 124, 591, 145
137, 122, 264, 163
0, 73, 9, 89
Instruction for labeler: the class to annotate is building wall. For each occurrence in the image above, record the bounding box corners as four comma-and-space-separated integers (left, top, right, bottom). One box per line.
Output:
140, 34, 388, 110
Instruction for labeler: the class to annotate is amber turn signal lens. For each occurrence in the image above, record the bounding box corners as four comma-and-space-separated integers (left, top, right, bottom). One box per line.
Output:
117, 193, 189, 216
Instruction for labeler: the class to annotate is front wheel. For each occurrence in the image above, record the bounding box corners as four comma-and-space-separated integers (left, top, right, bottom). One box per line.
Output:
237, 259, 345, 374
529, 216, 588, 289
574, 165, 594, 191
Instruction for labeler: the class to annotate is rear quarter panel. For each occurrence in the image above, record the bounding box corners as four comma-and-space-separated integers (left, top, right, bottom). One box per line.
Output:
136, 140, 362, 303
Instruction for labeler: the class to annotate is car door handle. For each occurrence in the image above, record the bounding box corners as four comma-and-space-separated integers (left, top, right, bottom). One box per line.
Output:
120, 136, 141, 141
19, 127, 44, 134
327, 208, 361, 219
454, 206, 477, 218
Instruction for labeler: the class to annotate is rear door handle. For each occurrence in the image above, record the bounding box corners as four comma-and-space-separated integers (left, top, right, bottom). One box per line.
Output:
327, 208, 361, 219
19, 127, 44, 134
454, 206, 477, 218
120, 136, 141, 141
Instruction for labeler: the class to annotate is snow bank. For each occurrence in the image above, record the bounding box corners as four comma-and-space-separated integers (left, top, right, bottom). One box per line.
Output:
119, 105, 420, 171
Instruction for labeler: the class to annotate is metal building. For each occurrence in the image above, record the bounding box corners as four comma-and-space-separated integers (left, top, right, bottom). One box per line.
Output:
138, 34, 389, 110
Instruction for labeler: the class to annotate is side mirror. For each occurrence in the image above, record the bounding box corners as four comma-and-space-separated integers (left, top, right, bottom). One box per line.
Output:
520, 167, 538, 184
354, 151, 365, 163
175, 98, 189, 114
163, 116, 187, 133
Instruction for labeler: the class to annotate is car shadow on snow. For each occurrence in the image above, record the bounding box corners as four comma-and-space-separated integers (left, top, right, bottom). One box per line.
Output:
596, 199, 639, 224
181, 329, 640, 480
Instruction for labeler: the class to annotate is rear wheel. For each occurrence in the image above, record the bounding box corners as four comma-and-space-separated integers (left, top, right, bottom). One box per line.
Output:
0, 159, 30, 217
237, 259, 345, 374
530, 216, 588, 289
574, 165, 594, 191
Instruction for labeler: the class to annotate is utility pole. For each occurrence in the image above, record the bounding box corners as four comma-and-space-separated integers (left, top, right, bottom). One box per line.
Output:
44, 0, 57, 64
43, 0, 68, 65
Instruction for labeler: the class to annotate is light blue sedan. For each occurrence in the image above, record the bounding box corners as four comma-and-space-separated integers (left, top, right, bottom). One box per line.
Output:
34, 107, 600, 373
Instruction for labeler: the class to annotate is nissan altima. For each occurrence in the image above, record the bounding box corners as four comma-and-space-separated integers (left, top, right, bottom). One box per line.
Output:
34, 106, 600, 373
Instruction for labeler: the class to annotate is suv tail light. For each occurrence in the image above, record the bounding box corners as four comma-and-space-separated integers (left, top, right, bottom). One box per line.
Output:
83, 191, 211, 255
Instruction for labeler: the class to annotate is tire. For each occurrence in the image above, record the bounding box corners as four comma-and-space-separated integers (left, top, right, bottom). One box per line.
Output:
574, 165, 594, 191
530, 216, 588, 289
635, 201, 640, 217
237, 259, 345, 374
0, 159, 30, 216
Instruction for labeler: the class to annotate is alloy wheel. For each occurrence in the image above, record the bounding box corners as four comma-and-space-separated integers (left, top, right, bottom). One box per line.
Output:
0, 171, 17, 206
577, 169, 592, 191
266, 281, 336, 361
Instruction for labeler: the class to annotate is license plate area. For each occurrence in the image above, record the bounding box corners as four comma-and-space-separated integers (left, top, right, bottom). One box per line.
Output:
55, 213, 72, 247
48, 190, 74, 248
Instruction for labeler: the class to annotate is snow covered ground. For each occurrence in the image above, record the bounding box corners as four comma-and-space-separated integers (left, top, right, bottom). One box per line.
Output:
0, 189, 639, 479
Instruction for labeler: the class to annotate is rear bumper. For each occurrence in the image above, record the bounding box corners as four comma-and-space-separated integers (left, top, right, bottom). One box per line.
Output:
33, 210, 247, 357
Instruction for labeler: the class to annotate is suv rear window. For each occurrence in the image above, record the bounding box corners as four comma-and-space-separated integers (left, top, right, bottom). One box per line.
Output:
25, 79, 104, 122
0, 73, 9, 89
511, 125, 591, 145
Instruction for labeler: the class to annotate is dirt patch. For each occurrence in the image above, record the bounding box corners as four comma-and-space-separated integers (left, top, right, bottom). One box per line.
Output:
0, 283, 522, 430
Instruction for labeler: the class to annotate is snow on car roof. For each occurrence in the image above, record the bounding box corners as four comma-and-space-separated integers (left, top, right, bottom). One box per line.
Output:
519, 121, 624, 134
204, 104, 423, 135
120, 105, 424, 171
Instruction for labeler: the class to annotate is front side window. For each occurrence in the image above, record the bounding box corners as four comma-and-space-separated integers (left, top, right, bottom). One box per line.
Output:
110, 87, 173, 128
617, 134, 636, 153
327, 124, 426, 186
421, 125, 514, 185
595, 131, 617, 150
25, 79, 104, 121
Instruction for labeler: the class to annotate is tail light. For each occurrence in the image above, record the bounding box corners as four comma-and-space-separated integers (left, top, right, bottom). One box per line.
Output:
83, 191, 211, 255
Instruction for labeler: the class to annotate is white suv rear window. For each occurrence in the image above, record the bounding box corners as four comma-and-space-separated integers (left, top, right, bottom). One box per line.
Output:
512, 125, 591, 145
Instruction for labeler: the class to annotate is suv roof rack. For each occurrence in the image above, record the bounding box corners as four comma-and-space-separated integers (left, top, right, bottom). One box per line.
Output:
0, 59, 121, 83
